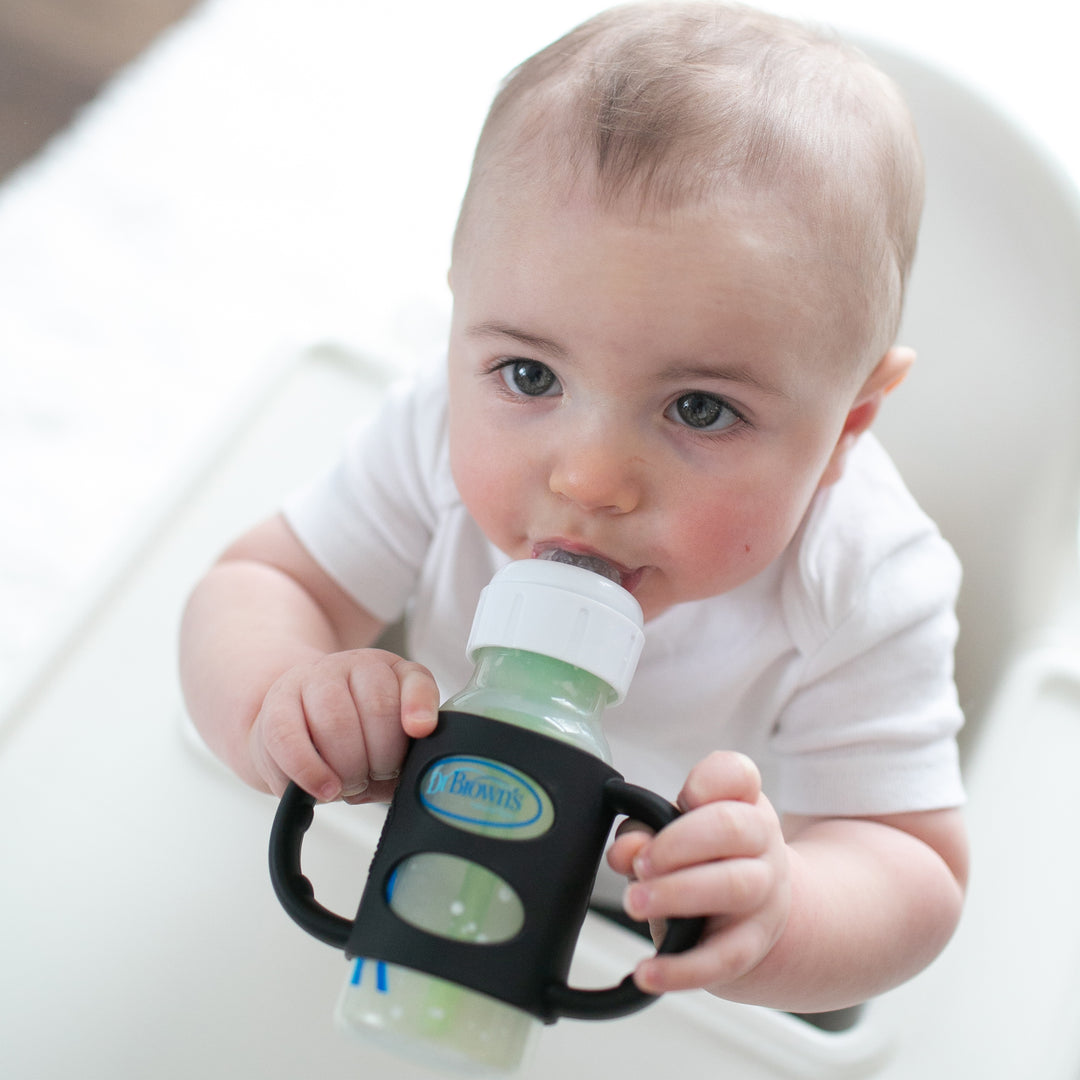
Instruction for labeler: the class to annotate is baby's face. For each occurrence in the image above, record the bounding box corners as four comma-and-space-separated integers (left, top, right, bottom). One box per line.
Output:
447, 187, 869, 622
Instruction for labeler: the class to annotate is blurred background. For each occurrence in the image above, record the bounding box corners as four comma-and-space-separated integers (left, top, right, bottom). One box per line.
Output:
1, 0, 1077, 716
0, 0, 196, 182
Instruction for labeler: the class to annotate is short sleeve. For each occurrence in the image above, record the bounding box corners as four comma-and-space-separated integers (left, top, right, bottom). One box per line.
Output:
282, 374, 454, 623
771, 438, 966, 816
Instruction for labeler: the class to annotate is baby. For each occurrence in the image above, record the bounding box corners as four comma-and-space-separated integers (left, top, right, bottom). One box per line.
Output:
181, 1, 967, 1015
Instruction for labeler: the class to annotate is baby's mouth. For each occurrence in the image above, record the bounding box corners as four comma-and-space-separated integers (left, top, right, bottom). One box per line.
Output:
535, 546, 627, 587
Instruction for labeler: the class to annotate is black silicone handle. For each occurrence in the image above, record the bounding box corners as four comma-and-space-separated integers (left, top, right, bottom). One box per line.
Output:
269, 777, 706, 1021
268, 782, 350, 949
542, 778, 706, 1020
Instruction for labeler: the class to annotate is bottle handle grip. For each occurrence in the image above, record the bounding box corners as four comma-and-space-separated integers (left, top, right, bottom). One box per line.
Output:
542, 778, 705, 1020
269, 782, 351, 949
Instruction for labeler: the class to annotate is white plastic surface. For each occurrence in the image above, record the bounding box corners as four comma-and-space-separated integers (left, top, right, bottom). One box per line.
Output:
869, 42, 1080, 726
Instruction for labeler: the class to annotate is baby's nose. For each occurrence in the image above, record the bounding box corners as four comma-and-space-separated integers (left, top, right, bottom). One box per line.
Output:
548, 432, 641, 514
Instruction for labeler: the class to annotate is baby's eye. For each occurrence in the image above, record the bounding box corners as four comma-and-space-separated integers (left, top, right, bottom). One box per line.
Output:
667, 392, 741, 432
499, 359, 561, 397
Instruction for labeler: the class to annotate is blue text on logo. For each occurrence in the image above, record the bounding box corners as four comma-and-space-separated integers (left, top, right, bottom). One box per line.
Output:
419, 756, 550, 835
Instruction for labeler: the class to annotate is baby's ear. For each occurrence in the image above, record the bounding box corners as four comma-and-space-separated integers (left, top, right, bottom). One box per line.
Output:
818, 346, 914, 489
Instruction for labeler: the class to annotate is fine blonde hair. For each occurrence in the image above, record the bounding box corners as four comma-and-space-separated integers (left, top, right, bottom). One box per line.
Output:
453, 1, 925, 367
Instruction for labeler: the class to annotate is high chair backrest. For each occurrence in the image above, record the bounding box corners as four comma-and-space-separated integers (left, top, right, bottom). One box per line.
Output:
863, 42, 1080, 743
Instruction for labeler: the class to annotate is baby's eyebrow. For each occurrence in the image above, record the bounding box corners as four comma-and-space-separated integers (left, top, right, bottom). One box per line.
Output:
466, 321, 569, 359
659, 362, 790, 399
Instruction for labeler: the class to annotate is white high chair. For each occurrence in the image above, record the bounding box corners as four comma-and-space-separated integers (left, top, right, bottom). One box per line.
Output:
2, 38, 1079, 1080
870, 43, 1080, 737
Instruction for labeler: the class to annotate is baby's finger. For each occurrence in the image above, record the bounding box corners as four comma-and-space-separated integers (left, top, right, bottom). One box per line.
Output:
624, 858, 773, 923
607, 824, 653, 877
302, 672, 372, 792
346, 663, 415, 785
320, 652, 404, 795
395, 660, 441, 738
678, 751, 762, 811
633, 916, 773, 994
256, 682, 341, 801
636, 799, 769, 876
247, 722, 292, 797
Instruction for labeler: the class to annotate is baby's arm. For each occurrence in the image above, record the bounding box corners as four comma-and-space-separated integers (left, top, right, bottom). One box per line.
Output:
179, 514, 440, 802
608, 752, 967, 1013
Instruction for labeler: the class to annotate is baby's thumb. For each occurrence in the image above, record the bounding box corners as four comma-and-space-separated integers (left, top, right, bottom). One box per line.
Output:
395, 660, 441, 738
607, 821, 653, 877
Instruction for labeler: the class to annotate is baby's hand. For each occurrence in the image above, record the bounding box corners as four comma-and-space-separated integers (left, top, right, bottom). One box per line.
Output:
607, 751, 790, 996
247, 649, 440, 804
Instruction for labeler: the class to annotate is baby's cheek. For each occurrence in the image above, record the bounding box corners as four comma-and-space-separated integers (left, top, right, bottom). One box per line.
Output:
681, 510, 760, 570
673, 503, 791, 593
451, 452, 522, 551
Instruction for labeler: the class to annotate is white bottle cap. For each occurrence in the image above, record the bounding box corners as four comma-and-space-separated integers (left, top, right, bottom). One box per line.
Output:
466, 559, 645, 703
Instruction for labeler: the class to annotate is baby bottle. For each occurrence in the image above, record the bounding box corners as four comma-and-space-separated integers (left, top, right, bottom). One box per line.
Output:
334, 554, 645, 1072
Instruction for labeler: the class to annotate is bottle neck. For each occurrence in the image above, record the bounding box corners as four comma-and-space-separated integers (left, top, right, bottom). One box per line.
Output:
443, 646, 614, 761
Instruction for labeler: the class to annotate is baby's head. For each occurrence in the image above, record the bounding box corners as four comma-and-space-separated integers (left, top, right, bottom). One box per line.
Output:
446, 3, 927, 620
453, 0, 923, 373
